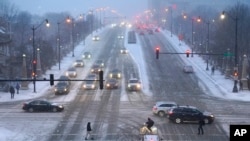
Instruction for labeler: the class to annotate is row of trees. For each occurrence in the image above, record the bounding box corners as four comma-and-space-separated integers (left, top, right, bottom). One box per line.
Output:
167, 2, 250, 77
0, 0, 97, 79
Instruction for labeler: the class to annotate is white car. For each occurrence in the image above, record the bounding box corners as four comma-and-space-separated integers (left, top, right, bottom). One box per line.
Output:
82, 81, 97, 90
127, 78, 141, 91
183, 65, 194, 73
74, 60, 84, 67
152, 101, 177, 117
65, 67, 77, 78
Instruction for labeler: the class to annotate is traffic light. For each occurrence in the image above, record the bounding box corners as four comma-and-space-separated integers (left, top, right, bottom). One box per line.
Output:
156, 47, 160, 59
50, 74, 54, 86
99, 70, 103, 89
186, 50, 190, 57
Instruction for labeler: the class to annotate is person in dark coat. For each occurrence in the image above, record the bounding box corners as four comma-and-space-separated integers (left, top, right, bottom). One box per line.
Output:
198, 118, 205, 135
146, 117, 154, 133
16, 83, 20, 94
9, 86, 15, 99
85, 122, 93, 140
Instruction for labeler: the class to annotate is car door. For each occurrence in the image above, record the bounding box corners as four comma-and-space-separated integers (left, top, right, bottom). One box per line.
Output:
31, 100, 41, 111
39, 101, 50, 111
187, 109, 201, 122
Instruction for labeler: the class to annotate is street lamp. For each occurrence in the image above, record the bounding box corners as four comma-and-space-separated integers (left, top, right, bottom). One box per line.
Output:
183, 15, 201, 57
57, 22, 61, 70
165, 7, 173, 37
66, 17, 75, 57
221, 11, 239, 93
31, 19, 49, 93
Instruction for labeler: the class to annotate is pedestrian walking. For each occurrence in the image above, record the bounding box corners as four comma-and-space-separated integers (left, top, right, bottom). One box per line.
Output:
85, 122, 94, 140
198, 118, 205, 135
16, 83, 20, 94
211, 66, 215, 75
9, 86, 15, 99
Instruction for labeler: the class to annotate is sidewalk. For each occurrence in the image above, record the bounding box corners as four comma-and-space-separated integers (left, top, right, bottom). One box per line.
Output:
162, 30, 250, 101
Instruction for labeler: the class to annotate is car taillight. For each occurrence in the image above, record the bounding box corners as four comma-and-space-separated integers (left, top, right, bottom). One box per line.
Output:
168, 110, 173, 115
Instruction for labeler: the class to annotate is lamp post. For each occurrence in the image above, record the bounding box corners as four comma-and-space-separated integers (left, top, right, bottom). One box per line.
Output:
221, 11, 238, 93
66, 17, 75, 57
57, 22, 61, 70
165, 7, 173, 37
31, 19, 49, 93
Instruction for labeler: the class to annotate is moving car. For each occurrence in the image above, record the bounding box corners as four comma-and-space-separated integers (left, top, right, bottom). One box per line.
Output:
167, 105, 215, 124
22, 100, 64, 112
65, 67, 77, 78
183, 65, 194, 73
117, 35, 124, 39
82, 81, 97, 90
152, 101, 178, 117
109, 68, 122, 79
86, 74, 98, 81
95, 59, 104, 67
54, 82, 70, 95
91, 64, 102, 74
120, 47, 128, 54
58, 75, 71, 86
92, 35, 100, 41
105, 78, 119, 89
82, 52, 92, 59
74, 59, 84, 67
127, 78, 141, 91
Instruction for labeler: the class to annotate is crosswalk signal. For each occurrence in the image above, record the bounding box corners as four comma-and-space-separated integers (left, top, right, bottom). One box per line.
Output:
186, 50, 190, 57
99, 70, 103, 89
156, 47, 160, 59
50, 74, 54, 86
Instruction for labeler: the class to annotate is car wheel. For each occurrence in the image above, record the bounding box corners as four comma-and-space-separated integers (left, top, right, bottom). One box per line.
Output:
28, 108, 34, 112
175, 118, 182, 124
52, 107, 57, 112
158, 111, 165, 117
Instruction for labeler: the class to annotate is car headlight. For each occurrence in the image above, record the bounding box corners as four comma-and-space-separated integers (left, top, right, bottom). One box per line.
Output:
137, 84, 141, 88
58, 105, 63, 108
54, 88, 58, 92
118, 74, 121, 78
106, 84, 110, 87
128, 84, 131, 87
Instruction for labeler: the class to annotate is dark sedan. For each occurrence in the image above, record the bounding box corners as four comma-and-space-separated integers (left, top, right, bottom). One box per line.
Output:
22, 100, 64, 112
54, 82, 70, 95
105, 78, 119, 89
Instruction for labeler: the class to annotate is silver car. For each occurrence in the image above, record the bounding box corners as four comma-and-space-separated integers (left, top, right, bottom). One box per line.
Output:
183, 65, 194, 73
152, 101, 177, 117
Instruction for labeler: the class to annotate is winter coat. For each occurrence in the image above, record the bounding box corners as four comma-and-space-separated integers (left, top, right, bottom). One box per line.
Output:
87, 122, 92, 131
10, 86, 15, 94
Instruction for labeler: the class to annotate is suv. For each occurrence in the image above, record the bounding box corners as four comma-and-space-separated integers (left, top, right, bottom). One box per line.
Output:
127, 78, 141, 91
152, 101, 177, 117
167, 105, 215, 124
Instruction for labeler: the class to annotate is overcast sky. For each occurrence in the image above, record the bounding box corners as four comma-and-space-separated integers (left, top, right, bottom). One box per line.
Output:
11, 0, 147, 19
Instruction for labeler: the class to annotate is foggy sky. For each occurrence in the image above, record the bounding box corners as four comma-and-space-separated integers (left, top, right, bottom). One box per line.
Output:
11, 0, 147, 19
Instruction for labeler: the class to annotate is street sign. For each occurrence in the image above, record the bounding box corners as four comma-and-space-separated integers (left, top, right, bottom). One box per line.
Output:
223, 52, 234, 57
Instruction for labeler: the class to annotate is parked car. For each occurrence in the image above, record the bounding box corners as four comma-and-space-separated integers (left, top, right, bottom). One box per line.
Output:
22, 99, 64, 112
109, 68, 122, 79
74, 59, 84, 67
183, 65, 194, 73
167, 105, 215, 124
127, 78, 141, 91
54, 82, 70, 95
152, 101, 178, 117
105, 78, 119, 89
82, 52, 92, 59
65, 67, 77, 78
